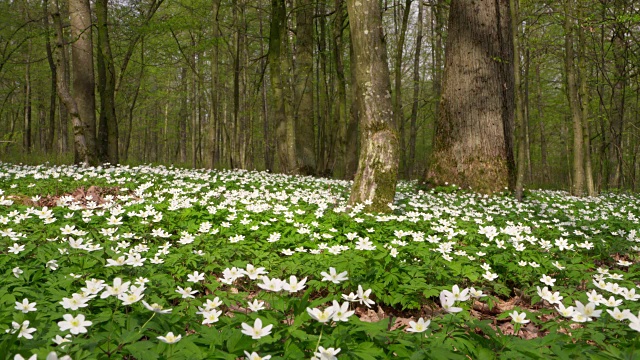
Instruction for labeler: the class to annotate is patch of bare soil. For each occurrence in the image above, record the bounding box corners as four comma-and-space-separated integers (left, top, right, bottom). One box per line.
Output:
8, 185, 133, 208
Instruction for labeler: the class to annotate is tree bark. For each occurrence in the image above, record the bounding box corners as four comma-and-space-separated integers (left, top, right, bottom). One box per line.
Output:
23, 41, 32, 154
535, 63, 548, 182
427, 0, 514, 194
406, 0, 423, 179
269, 0, 296, 173
96, 0, 119, 164
51, 0, 91, 165
345, 38, 359, 180
564, 0, 585, 196
577, 2, 595, 196
43, 0, 57, 154
608, 2, 627, 189
179, 67, 188, 163
332, 0, 348, 178
394, 0, 411, 177
294, 0, 316, 175
69, 0, 98, 165
346, 0, 399, 213
512, 0, 525, 200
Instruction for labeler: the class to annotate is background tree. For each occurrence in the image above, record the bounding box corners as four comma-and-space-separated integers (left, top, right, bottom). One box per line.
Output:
346, 0, 399, 212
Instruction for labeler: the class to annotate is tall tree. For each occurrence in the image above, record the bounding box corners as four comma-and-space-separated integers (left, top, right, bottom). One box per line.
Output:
269, 0, 296, 173
69, 0, 98, 164
43, 0, 57, 153
51, 0, 93, 165
607, 0, 628, 188
346, 0, 398, 213
96, 0, 118, 164
563, 0, 585, 196
512, 0, 526, 200
406, 0, 423, 178
332, 0, 348, 178
393, 0, 411, 176
23, 40, 32, 154
427, 0, 514, 194
294, 0, 316, 175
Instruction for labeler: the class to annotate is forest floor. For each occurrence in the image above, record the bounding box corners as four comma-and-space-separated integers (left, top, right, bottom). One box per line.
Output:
1, 162, 639, 359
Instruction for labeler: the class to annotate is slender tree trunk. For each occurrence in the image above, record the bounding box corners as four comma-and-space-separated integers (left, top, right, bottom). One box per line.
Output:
433, 0, 444, 128
608, 5, 627, 188
564, 0, 585, 196
258, 13, 271, 171
210, 0, 221, 168
332, 0, 348, 178
69, 0, 98, 165
51, 0, 91, 165
178, 67, 188, 163
269, 0, 296, 173
427, 0, 514, 194
346, 0, 399, 213
535, 63, 548, 182
406, 0, 423, 179
524, 47, 532, 181
96, 0, 118, 164
294, 0, 316, 175
23, 42, 32, 154
512, 0, 526, 200
43, 0, 57, 153
123, 38, 143, 162
394, 0, 411, 177
577, 3, 595, 196
192, 38, 199, 168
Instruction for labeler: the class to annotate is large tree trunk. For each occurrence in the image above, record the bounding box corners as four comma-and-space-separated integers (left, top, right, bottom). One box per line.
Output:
346, 0, 398, 213
294, 0, 316, 175
69, 0, 98, 165
564, 0, 585, 196
51, 0, 91, 165
427, 0, 514, 194
96, 0, 119, 164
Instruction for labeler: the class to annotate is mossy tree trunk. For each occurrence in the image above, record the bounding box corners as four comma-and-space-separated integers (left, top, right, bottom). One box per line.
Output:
346, 0, 398, 213
427, 0, 514, 194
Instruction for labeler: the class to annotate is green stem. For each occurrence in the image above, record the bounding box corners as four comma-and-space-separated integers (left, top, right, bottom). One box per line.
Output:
139, 312, 156, 334
314, 325, 324, 354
